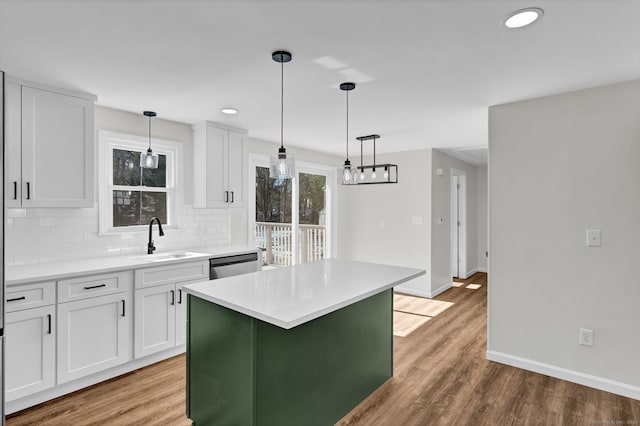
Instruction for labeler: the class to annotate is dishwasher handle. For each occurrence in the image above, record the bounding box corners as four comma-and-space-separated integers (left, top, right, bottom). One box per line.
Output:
209, 252, 258, 268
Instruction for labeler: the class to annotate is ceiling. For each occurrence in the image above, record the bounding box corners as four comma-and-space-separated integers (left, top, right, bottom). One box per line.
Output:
1, 1, 639, 163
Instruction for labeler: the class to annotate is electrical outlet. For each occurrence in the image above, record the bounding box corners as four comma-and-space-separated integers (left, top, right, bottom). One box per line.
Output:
197, 224, 208, 236
378, 220, 385, 230
579, 328, 594, 346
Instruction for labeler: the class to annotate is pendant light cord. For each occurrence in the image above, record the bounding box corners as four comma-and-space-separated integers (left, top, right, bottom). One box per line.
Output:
346, 89, 349, 161
280, 58, 284, 150
148, 116, 152, 150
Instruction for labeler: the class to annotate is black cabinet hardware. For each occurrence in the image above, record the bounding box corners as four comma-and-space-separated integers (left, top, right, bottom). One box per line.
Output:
231, 191, 234, 203
84, 283, 107, 290
170, 290, 175, 305
47, 314, 52, 334
178, 289, 182, 304
7, 296, 26, 302
13, 181, 17, 200
26, 182, 30, 199
121, 300, 126, 317
225, 190, 229, 202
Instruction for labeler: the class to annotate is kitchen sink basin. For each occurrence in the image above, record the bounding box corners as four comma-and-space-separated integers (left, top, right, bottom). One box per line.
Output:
130, 251, 209, 263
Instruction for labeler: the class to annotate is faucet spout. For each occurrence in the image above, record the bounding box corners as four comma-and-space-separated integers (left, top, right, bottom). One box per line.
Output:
148, 217, 165, 254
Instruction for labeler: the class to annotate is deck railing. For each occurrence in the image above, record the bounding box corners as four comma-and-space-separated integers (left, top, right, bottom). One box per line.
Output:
255, 222, 326, 266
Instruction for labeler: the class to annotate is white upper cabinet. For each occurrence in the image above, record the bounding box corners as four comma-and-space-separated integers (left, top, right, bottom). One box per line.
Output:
5, 78, 96, 208
192, 121, 247, 208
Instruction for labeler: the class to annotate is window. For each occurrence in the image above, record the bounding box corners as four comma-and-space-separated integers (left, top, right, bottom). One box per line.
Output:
99, 131, 182, 233
250, 155, 335, 267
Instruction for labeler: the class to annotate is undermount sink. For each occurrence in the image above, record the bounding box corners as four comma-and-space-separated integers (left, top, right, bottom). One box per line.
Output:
130, 252, 209, 263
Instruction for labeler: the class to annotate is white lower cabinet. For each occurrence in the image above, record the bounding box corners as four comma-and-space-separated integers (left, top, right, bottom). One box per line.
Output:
134, 283, 176, 358
134, 278, 202, 358
57, 291, 133, 384
5, 305, 56, 401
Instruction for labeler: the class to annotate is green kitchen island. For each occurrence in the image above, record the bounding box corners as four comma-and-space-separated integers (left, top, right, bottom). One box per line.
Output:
182, 258, 425, 426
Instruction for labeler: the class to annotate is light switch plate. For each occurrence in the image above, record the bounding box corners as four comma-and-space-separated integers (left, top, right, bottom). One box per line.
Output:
412, 216, 423, 225
586, 229, 601, 247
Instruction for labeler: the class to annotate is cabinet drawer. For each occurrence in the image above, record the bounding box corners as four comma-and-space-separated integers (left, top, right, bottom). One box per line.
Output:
58, 271, 133, 303
5, 281, 56, 312
135, 260, 209, 289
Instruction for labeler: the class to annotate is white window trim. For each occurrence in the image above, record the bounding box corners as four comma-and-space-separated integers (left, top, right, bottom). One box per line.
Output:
248, 153, 337, 264
98, 130, 184, 234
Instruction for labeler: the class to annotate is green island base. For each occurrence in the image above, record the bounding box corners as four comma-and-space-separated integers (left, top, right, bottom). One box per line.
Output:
187, 289, 393, 425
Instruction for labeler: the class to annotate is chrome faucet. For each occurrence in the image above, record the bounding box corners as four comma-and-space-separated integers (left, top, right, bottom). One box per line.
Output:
147, 217, 165, 254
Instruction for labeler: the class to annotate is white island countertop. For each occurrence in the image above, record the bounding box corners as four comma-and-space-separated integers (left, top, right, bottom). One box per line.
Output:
183, 258, 425, 329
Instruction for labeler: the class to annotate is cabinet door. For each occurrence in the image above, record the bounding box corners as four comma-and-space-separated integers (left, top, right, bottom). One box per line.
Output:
5, 82, 22, 207
227, 130, 246, 207
204, 126, 229, 208
5, 306, 56, 401
134, 283, 176, 358
57, 292, 132, 384
21, 86, 94, 208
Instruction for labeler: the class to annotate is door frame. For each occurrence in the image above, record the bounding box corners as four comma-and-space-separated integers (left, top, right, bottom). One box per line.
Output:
451, 169, 467, 279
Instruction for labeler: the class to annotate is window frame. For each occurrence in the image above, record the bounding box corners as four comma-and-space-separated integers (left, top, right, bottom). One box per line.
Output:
98, 130, 183, 234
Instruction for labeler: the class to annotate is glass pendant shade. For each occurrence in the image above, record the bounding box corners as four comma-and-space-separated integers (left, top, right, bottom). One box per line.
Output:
140, 148, 159, 169
340, 160, 356, 185
270, 146, 295, 179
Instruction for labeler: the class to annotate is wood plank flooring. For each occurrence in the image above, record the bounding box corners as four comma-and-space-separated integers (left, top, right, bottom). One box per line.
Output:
7, 272, 640, 425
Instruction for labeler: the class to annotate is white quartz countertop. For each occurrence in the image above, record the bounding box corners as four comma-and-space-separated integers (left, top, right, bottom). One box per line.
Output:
6, 245, 258, 286
183, 258, 425, 329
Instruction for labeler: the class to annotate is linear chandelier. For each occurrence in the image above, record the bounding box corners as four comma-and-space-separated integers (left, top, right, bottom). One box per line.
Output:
343, 134, 398, 185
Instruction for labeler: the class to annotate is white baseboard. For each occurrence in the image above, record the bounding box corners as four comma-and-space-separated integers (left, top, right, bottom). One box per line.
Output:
465, 266, 488, 276
394, 287, 432, 299
430, 282, 451, 298
486, 350, 640, 401
395, 281, 451, 299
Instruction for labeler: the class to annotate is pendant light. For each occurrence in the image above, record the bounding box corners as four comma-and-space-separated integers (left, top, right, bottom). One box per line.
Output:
339, 82, 356, 185
269, 50, 295, 179
352, 134, 398, 184
140, 111, 159, 169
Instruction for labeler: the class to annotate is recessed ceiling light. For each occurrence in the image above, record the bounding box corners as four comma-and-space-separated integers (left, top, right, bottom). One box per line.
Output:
221, 108, 238, 115
504, 7, 543, 29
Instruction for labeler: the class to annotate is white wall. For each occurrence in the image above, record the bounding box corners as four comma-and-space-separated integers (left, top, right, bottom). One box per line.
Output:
488, 79, 640, 399
477, 166, 488, 271
337, 149, 432, 297
430, 149, 479, 295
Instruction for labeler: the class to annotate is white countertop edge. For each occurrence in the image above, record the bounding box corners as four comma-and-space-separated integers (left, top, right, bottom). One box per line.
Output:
183, 268, 425, 329
6, 246, 259, 286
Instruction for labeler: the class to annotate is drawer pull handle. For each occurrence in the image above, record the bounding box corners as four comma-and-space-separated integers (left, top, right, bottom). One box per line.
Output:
122, 299, 126, 317
7, 296, 26, 302
178, 289, 182, 304
84, 284, 107, 290
13, 181, 17, 200
170, 290, 175, 306
47, 314, 52, 334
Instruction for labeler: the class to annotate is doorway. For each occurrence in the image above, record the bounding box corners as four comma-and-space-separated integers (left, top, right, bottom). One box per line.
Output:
451, 169, 467, 279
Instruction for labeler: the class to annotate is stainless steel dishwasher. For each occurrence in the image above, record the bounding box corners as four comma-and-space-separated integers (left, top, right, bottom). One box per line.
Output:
209, 252, 259, 280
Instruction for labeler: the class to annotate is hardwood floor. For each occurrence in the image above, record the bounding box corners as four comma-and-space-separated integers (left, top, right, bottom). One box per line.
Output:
7, 272, 640, 425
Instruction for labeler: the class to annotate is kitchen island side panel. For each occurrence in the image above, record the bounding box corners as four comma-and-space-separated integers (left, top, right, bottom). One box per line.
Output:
187, 295, 255, 425
255, 289, 393, 426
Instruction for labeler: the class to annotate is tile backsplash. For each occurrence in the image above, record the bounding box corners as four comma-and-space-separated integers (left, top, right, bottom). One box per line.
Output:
5, 203, 230, 266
